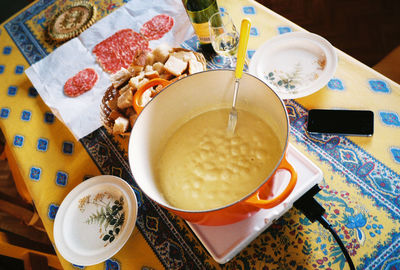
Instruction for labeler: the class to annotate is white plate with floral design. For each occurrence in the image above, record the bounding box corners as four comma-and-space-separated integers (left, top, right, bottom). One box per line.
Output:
54, 175, 137, 266
249, 32, 337, 99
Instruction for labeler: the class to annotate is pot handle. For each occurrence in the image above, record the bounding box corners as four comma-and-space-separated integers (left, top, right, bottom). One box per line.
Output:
133, 78, 171, 114
245, 155, 297, 208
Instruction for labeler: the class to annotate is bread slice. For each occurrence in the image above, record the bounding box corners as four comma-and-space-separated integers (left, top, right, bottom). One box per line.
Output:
145, 52, 155, 66
113, 116, 129, 134
153, 43, 173, 63
118, 84, 132, 95
164, 55, 188, 76
117, 88, 133, 109
129, 71, 145, 90
145, 70, 159, 79
152, 62, 164, 74
110, 68, 132, 88
138, 88, 152, 107
188, 59, 205, 74
171, 51, 197, 62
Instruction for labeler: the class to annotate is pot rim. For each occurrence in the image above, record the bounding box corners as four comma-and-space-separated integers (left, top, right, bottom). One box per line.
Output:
128, 69, 290, 214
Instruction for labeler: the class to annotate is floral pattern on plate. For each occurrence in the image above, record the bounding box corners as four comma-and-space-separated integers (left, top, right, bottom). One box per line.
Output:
264, 55, 326, 94
79, 192, 125, 246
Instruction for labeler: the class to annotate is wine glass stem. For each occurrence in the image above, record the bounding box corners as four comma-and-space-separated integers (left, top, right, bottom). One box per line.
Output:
228, 56, 234, 68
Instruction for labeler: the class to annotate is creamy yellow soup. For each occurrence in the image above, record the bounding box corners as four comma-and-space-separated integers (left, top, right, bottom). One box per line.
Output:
157, 108, 282, 210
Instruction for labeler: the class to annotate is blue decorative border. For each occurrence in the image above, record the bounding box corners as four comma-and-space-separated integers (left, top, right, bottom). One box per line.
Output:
4, 0, 55, 65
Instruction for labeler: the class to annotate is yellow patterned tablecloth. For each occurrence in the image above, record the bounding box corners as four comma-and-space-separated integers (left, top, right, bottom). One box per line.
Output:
1, 0, 399, 269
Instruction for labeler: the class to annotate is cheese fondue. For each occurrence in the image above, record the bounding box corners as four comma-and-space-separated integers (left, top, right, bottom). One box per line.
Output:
157, 108, 282, 210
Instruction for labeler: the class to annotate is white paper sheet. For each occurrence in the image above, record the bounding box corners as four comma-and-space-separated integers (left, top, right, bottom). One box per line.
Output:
25, 0, 194, 139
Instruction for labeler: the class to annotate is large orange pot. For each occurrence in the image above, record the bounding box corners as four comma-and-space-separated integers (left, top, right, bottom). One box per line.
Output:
128, 70, 297, 226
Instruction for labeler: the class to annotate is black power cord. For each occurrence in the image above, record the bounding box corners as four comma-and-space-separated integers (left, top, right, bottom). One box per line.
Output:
294, 185, 356, 270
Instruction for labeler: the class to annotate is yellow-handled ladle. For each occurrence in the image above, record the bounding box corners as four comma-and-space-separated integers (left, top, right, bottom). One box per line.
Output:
227, 18, 251, 134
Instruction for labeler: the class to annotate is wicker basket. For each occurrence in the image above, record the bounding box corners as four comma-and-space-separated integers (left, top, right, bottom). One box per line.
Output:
100, 48, 207, 136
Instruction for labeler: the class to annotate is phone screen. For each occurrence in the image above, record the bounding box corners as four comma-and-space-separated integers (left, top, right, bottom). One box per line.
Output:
307, 109, 374, 136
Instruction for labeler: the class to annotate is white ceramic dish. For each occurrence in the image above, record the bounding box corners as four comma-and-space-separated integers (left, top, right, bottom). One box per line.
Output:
187, 143, 323, 264
54, 175, 137, 266
249, 32, 337, 99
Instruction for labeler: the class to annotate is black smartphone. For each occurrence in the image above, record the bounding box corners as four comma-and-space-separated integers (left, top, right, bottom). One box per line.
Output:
307, 109, 374, 136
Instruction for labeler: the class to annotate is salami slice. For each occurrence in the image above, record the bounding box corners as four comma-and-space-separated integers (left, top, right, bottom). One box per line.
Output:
93, 29, 149, 74
140, 14, 174, 41
64, 68, 98, 97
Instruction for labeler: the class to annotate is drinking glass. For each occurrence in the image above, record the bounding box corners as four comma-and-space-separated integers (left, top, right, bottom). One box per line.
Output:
209, 11, 239, 68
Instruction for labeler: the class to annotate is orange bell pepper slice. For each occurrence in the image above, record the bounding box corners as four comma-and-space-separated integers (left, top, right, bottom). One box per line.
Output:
132, 78, 171, 114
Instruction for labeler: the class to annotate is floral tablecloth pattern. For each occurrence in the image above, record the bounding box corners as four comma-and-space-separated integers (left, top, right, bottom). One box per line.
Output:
1, 0, 399, 269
